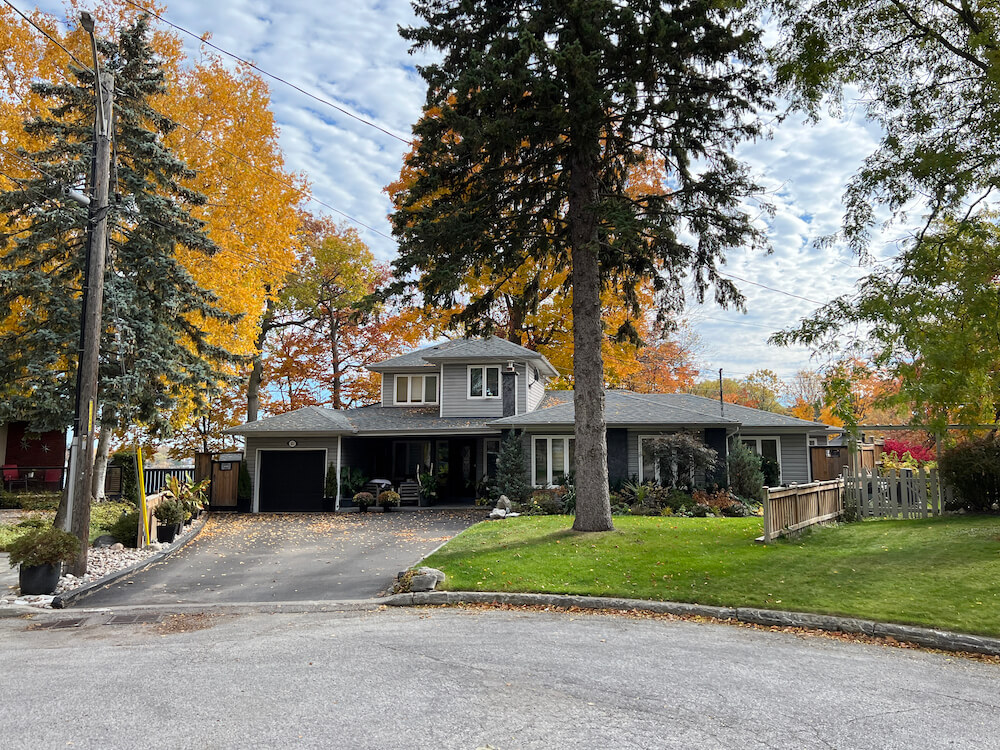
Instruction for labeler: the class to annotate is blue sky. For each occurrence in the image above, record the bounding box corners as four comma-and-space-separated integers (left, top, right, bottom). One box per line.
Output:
30, 0, 907, 387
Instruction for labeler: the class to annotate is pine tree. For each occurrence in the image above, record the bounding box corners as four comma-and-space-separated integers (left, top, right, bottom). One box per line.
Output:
392, 0, 771, 531
496, 432, 532, 505
0, 16, 238, 437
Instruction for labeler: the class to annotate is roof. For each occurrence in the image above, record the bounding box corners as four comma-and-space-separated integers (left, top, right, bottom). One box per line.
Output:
490, 391, 830, 431
224, 404, 501, 437
367, 336, 558, 377
225, 406, 355, 436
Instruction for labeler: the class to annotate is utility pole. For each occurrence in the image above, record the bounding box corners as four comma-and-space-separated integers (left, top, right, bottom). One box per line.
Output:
718, 368, 724, 417
63, 12, 114, 577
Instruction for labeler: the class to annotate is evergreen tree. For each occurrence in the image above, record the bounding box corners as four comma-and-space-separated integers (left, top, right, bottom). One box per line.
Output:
496, 432, 532, 505
392, 0, 771, 531
0, 16, 238, 437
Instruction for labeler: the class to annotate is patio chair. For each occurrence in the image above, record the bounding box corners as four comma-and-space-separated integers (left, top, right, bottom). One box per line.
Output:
42, 467, 63, 489
2, 464, 28, 491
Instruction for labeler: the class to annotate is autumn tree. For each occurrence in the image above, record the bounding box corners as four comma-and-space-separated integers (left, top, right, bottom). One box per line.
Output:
771, 1, 1000, 427
393, 1, 770, 531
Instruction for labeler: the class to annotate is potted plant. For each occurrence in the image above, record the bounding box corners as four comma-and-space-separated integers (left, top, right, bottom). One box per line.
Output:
378, 490, 401, 512
164, 476, 209, 523
417, 472, 439, 507
153, 498, 186, 542
7, 526, 79, 595
353, 491, 374, 512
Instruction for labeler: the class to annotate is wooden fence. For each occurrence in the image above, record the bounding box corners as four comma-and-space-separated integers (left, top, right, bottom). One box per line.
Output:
844, 467, 951, 519
762, 478, 844, 543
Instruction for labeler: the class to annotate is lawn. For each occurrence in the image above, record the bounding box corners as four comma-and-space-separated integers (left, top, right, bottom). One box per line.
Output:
421, 514, 1000, 637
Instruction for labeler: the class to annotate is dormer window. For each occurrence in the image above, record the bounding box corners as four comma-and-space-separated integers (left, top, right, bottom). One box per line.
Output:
395, 374, 438, 405
468, 365, 501, 399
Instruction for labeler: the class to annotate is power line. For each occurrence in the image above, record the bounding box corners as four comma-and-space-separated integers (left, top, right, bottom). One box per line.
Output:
118, 0, 413, 145
2, 0, 90, 71
716, 270, 827, 306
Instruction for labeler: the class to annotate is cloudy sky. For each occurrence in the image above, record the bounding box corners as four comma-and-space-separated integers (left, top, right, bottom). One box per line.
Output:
31, 0, 905, 387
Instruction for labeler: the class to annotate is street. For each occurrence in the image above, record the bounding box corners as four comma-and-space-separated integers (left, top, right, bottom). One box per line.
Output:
2, 605, 998, 749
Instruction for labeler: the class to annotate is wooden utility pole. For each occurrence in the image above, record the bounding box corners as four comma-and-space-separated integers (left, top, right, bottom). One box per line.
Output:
64, 13, 114, 576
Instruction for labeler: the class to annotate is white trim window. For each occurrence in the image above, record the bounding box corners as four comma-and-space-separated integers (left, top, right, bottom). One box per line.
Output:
740, 436, 782, 477
532, 435, 575, 487
394, 373, 438, 405
468, 365, 501, 399
638, 435, 662, 484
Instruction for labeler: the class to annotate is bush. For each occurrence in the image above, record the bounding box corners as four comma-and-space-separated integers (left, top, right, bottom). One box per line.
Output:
728, 443, 765, 499
939, 435, 1000, 512
378, 490, 401, 508
353, 491, 375, 510
760, 455, 780, 487
7, 526, 79, 568
341, 467, 368, 498
646, 432, 719, 489
153, 498, 186, 526
238, 462, 252, 502
521, 488, 568, 515
1, 492, 61, 511
109, 510, 142, 548
110, 451, 141, 505
496, 432, 532, 504
90, 501, 135, 534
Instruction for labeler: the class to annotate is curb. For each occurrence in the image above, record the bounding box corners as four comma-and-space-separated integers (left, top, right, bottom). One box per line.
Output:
51, 514, 210, 609
382, 590, 1000, 657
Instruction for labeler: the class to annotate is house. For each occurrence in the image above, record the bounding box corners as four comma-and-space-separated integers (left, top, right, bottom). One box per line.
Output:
0, 422, 67, 491
226, 337, 835, 512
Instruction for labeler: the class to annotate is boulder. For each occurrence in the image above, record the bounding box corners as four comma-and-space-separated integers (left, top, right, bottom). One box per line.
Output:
409, 566, 446, 592
495, 495, 512, 512
489, 508, 507, 519
92, 534, 117, 548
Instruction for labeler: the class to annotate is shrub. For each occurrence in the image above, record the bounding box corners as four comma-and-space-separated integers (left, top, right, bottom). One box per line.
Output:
341, 467, 368, 498
6, 492, 61, 511
378, 490, 401, 508
90, 501, 135, 533
109, 510, 142, 548
353, 491, 375, 510
939, 435, 1000, 512
153, 498, 186, 526
522, 488, 567, 515
760, 455, 780, 487
646, 432, 719, 489
238, 462, 252, 502
110, 451, 141, 505
884, 438, 935, 465
496, 432, 532, 504
7, 526, 79, 568
728, 443, 765, 499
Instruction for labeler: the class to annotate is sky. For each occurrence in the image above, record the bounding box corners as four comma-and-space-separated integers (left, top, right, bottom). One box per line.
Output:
29, 0, 909, 388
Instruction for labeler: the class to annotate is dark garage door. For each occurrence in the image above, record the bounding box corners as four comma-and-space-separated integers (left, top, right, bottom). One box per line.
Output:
258, 450, 326, 512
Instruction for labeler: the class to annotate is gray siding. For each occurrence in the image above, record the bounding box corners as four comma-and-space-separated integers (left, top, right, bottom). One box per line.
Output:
526, 369, 546, 412
440, 362, 505, 417
740, 431, 811, 484
380, 369, 441, 408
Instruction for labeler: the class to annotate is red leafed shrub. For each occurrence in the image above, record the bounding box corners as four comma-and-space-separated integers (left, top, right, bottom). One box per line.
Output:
884, 439, 935, 464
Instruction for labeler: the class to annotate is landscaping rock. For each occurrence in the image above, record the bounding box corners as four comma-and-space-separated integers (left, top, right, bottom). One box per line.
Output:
409, 566, 446, 592
92, 534, 117, 548
496, 495, 512, 512
489, 508, 507, 519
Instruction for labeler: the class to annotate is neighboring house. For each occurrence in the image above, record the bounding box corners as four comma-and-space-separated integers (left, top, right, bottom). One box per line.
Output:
0, 422, 67, 491
226, 337, 836, 512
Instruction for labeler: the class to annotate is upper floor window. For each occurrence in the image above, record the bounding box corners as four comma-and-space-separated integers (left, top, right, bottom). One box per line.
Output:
468, 365, 500, 399
395, 374, 438, 405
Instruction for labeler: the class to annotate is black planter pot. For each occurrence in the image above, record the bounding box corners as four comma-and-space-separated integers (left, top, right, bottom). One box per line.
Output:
19, 563, 62, 595
174, 523, 184, 536
358, 505, 368, 513
156, 524, 177, 543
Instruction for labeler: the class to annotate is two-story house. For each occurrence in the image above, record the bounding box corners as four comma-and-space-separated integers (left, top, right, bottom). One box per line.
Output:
227, 337, 835, 512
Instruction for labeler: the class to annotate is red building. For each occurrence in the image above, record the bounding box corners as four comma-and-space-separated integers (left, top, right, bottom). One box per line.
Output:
0, 422, 67, 491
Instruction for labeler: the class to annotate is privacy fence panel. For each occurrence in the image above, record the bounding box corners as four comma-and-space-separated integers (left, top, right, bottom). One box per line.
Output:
844, 467, 950, 519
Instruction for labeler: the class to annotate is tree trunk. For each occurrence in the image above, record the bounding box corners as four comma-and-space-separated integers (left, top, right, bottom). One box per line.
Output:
329, 311, 341, 410
91, 415, 115, 501
568, 146, 613, 532
247, 292, 274, 422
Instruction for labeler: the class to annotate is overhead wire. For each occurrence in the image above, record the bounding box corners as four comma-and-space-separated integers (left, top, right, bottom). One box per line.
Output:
2, 0, 91, 71
117, 0, 413, 145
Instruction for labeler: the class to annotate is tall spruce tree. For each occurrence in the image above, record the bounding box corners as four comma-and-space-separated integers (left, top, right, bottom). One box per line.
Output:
392, 0, 771, 531
0, 19, 237, 488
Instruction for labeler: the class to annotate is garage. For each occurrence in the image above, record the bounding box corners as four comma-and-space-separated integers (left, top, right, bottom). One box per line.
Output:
257, 450, 326, 512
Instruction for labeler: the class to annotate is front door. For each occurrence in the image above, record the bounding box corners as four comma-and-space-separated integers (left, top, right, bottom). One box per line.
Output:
446, 438, 478, 500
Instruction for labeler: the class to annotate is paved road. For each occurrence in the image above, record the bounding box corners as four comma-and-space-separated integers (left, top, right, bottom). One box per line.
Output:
79, 510, 483, 606
1, 606, 998, 749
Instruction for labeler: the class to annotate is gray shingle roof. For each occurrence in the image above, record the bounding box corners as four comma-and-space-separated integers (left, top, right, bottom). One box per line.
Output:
367, 336, 558, 377
340, 405, 500, 434
225, 406, 355, 435
490, 390, 830, 430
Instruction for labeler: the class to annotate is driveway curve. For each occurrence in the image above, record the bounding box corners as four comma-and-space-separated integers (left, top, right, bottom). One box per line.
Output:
80, 509, 483, 607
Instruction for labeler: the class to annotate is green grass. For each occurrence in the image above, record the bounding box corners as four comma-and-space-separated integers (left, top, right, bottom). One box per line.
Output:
0, 501, 134, 551
422, 514, 1000, 637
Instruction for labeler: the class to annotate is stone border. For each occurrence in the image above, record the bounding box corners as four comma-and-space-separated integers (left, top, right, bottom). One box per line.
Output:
382, 590, 1000, 657
51, 514, 209, 609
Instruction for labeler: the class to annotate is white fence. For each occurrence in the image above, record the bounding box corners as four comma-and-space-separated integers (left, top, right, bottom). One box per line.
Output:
844, 467, 951, 519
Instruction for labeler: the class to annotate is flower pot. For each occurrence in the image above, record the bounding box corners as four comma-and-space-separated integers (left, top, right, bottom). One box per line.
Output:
156, 524, 177, 543
19, 563, 62, 595
174, 523, 184, 536
358, 505, 368, 513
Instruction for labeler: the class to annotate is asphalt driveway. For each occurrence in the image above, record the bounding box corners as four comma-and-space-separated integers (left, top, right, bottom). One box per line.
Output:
79, 509, 484, 607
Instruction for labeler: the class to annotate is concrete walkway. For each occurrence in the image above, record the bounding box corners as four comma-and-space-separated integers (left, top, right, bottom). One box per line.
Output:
78, 509, 483, 607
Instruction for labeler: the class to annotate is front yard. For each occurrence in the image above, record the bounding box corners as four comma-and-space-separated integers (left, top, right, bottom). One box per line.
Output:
421, 514, 1000, 637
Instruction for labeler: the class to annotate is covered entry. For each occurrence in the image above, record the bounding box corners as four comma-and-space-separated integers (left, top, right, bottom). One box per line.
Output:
257, 450, 326, 512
